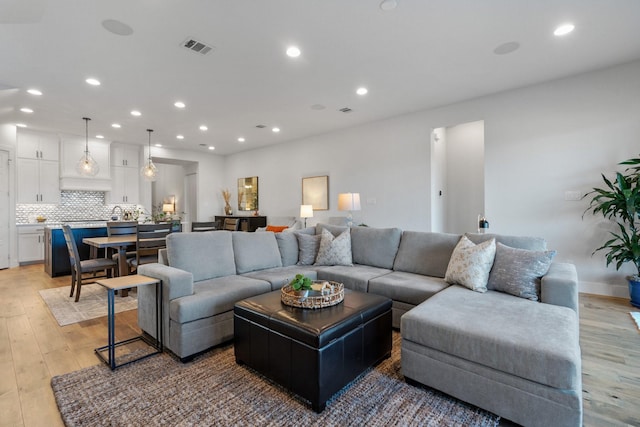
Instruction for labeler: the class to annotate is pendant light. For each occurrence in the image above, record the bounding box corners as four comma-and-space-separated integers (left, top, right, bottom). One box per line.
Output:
76, 117, 99, 176
141, 128, 157, 182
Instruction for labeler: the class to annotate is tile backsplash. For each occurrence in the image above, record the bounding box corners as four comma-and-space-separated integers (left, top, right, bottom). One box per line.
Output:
16, 191, 139, 223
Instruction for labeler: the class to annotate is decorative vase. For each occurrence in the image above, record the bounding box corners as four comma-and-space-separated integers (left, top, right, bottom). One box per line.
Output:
629, 276, 640, 308
224, 203, 232, 215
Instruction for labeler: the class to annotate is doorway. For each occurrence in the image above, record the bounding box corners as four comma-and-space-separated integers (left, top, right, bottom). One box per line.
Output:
0, 150, 9, 269
430, 120, 485, 234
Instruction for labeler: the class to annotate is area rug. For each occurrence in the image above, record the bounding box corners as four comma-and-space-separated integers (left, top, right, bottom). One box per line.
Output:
631, 312, 640, 331
51, 333, 500, 426
39, 284, 137, 326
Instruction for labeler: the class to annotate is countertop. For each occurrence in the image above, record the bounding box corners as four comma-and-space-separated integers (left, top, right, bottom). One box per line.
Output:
17, 221, 109, 229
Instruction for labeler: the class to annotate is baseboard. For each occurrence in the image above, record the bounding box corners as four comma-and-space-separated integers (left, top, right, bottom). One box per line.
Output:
579, 281, 629, 298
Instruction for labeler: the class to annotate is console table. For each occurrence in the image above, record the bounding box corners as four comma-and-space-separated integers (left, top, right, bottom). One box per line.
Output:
214, 215, 266, 232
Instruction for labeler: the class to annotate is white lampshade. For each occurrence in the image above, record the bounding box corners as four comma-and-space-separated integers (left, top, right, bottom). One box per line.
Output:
300, 205, 314, 218
163, 203, 174, 213
338, 193, 361, 211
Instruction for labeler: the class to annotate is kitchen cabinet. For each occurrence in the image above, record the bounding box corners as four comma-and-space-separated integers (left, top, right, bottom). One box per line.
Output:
16, 158, 60, 204
17, 130, 59, 161
59, 136, 112, 191
45, 226, 108, 277
111, 144, 139, 168
18, 225, 45, 264
108, 166, 139, 204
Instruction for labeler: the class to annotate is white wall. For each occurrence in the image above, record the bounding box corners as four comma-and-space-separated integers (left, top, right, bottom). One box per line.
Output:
225, 59, 640, 297
0, 124, 17, 267
149, 147, 225, 221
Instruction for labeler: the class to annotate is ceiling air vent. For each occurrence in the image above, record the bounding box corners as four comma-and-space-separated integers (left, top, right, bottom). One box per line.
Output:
255, 125, 266, 128
339, 107, 353, 113
181, 37, 214, 55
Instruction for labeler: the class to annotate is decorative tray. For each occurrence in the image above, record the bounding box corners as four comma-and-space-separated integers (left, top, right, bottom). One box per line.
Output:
281, 281, 344, 309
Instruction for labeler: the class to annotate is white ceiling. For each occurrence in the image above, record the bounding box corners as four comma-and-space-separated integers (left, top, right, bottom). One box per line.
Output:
1, 0, 640, 156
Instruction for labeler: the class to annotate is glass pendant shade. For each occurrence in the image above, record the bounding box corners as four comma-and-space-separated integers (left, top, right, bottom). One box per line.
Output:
141, 128, 157, 182
77, 117, 99, 176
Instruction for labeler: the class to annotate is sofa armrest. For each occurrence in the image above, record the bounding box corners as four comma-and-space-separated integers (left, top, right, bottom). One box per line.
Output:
540, 262, 579, 314
138, 263, 194, 300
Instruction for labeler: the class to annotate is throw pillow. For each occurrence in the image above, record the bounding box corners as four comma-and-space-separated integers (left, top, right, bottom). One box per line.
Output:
314, 229, 353, 266
295, 232, 321, 265
444, 236, 496, 293
487, 243, 556, 301
266, 225, 289, 233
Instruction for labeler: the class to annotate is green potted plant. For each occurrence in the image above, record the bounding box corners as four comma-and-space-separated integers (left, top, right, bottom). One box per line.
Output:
289, 273, 313, 297
584, 155, 640, 308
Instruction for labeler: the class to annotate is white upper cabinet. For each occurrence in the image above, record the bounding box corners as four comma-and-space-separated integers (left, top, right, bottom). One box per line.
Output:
17, 129, 59, 161
59, 135, 112, 191
111, 144, 140, 168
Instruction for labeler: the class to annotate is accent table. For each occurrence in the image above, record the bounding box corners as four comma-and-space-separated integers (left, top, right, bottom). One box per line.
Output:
94, 274, 162, 370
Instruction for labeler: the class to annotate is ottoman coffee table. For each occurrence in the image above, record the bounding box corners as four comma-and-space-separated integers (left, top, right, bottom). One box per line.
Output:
234, 289, 392, 412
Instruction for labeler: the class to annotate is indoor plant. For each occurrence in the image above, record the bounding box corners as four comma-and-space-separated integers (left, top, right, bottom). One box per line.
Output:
289, 273, 313, 296
584, 155, 640, 307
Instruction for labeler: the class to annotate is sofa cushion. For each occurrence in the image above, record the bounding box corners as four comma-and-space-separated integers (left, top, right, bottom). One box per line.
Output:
166, 231, 236, 282
315, 222, 348, 237
170, 275, 271, 323
488, 243, 556, 301
368, 271, 449, 306
232, 231, 282, 274
314, 228, 353, 266
401, 285, 581, 390
296, 232, 321, 265
445, 236, 496, 293
316, 264, 391, 293
465, 232, 547, 251
393, 231, 461, 278
350, 226, 402, 269
243, 266, 318, 291
275, 232, 299, 266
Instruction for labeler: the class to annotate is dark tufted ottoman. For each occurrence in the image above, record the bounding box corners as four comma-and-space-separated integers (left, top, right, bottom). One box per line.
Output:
234, 289, 392, 412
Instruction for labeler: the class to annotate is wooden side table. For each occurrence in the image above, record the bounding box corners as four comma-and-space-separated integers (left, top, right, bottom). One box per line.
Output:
94, 274, 163, 370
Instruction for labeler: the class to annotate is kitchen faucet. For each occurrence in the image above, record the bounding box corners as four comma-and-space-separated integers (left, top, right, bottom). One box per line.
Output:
111, 205, 123, 221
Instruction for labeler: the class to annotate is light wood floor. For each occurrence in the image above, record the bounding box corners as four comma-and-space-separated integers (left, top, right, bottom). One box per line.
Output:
1, 264, 639, 427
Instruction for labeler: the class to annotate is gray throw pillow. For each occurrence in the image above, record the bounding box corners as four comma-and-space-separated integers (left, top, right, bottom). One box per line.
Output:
487, 243, 556, 301
296, 232, 321, 265
314, 229, 353, 266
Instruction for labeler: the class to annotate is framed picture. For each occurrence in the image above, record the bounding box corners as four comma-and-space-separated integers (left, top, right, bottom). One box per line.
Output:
302, 175, 329, 210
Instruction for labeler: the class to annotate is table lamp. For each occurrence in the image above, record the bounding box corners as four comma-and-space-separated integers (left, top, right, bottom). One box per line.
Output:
300, 204, 314, 228
338, 193, 361, 227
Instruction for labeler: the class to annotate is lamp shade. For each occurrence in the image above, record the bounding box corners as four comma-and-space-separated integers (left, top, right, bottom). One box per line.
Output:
162, 203, 174, 213
338, 193, 361, 211
300, 204, 314, 218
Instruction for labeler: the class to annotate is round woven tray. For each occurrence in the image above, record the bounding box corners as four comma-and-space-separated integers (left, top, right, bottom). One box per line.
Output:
281, 281, 344, 309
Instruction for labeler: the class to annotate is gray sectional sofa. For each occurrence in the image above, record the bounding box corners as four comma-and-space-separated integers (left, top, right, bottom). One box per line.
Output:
137, 223, 582, 427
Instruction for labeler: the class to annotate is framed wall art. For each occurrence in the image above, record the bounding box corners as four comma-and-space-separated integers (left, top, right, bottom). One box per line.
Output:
302, 175, 329, 210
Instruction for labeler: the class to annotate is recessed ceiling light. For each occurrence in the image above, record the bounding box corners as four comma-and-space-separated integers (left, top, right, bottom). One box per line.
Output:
86, 78, 101, 86
379, 0, 398, 11
493, 41, 520, 55
272, 127, 280, 133
111, 123, 121, 128
208, 146, 215, 150
155, 143, 162, 147
96, 134, 104, 139
554, 23, 575, 36
20, 107, 33, 113
16, 123, 27, 128
176, 134, 184, 140
101, 19, 134, 36
237, 137, 245, 142
199, 125, 208, 131
286, 46, 301, 58
27, 89, 42, 96
130, 110, 141, 116
174, 101, 186, 108
356, 87, 368, 95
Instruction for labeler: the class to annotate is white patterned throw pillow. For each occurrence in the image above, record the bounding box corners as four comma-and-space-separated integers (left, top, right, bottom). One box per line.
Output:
314, 228, 353, 266
444, 236, 496, 293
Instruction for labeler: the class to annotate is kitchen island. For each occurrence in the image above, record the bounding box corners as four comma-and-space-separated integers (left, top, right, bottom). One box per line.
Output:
44, 222, 108, 277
